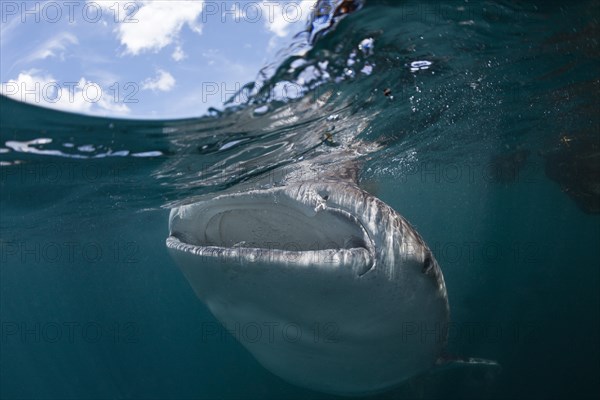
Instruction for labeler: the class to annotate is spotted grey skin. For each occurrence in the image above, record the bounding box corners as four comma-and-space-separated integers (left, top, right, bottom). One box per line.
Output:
167, 180, 449, 396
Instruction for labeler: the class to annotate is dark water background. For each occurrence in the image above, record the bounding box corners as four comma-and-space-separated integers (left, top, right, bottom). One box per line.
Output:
1, 1, 599, 399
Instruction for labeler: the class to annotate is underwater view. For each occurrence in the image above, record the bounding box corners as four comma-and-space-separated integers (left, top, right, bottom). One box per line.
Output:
1, 0, 599, 399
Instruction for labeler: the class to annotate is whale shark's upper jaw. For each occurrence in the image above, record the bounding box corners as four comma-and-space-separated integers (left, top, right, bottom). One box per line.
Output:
166, 181, 449, 396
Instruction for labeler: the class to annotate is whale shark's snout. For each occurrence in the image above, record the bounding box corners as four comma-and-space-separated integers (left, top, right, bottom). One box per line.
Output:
167, 181, 449, 396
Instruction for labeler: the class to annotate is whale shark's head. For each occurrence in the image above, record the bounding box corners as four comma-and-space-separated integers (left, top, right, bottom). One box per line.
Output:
167, 180, 449, 395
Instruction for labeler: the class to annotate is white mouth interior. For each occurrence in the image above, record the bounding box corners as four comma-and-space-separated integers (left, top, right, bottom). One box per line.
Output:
172, 202, 371, 252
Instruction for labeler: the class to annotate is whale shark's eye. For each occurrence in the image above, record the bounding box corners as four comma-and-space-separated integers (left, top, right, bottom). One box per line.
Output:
317, 190, 329, 201
422, 254, 434, 274
344, 235, 367, 249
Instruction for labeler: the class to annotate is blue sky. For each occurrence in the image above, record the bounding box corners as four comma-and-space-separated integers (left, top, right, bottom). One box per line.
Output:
0, 0, 317, 119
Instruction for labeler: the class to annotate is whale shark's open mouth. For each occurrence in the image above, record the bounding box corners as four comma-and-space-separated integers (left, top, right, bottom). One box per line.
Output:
167, 185, 376, 276
174, 202, 371, 251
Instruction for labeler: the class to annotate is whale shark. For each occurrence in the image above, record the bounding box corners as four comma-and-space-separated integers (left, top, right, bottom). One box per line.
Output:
166, 156, 497, 396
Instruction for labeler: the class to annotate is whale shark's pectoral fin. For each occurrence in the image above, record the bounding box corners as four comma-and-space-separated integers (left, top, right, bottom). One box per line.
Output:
436, 355, 501, 370
403, 356, 501, 399
435, 355, 502, 379
433, 355, 502, 388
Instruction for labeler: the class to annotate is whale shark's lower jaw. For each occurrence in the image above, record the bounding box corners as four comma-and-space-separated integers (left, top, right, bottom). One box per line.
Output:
167, 181, 449, 396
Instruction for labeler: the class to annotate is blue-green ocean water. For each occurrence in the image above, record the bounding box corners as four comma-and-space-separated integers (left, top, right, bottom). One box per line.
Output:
1, 1, 599, 399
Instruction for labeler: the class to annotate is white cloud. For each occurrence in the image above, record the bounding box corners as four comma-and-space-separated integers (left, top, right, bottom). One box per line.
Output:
171, 45, 186, 61
259, 1, 316, 38
0, 14, 22, 46
222, 3, 245, 21
260, 2, 288, 37
23, 32, 78, 63
111, 0, 204, 55
141, 69, 176, 92
0, 70, 130, 115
